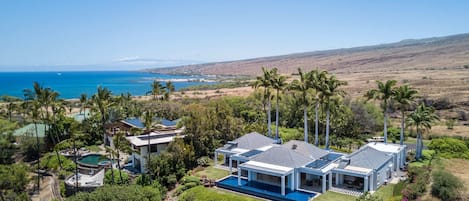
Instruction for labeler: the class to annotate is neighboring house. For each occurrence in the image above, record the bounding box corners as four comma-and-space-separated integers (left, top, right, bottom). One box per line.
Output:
215, 133, 407, 199
105, 118, 145, 147
125, 128, 184, 173
153, 117, 180, 130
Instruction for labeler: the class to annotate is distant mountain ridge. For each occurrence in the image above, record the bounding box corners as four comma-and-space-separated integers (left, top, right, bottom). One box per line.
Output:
146, 33, 469, 76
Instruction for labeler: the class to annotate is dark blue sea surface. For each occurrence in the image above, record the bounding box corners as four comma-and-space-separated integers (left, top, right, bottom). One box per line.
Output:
0, 71, 214, 99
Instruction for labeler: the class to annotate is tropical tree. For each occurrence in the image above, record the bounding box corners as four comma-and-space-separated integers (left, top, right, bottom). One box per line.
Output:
80, 93, 88, 118
270, 68, 287, 141
308, 69, 328, 146
320, 75, 347, 149
393, 85, 418, 145
149, 81, 165, 100
143, 111, 154, 175
164, 81, 175, 101
250, 67, 274, 137
365, 80, 397, 144
289, 68, 311, 142
91, 86, 113, 145
113, 131, 131, 184
407, 103, 439, 160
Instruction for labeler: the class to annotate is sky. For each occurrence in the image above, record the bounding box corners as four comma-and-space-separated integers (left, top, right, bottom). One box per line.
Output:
0, 0, 468, 71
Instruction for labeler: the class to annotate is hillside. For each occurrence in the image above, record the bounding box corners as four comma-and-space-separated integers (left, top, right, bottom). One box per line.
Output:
147, 33, 469, 75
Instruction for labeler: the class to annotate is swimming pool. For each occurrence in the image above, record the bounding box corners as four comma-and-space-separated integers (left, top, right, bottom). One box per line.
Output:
217, 176, 316, 201
78, 154, 112, 166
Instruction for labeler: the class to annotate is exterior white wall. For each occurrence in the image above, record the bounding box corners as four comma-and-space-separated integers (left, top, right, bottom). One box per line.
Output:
132, 143, 170, 173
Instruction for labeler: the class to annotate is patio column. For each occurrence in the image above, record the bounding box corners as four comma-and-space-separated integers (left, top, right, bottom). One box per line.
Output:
322, 175, 327, 193
296, 171, 300, 189
290, 173, 294, 191
369, 173, 375, 191
229, 158, 232, 174
335, 172, 339, 186
328, 173, 332, 189
364, 175, 369, 193
247, 170, 251, 181
281, 175, 286, 196
237, 167, 241, 186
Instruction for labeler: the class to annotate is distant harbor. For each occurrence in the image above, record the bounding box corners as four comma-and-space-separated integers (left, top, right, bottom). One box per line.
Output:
0, 71, 218, 99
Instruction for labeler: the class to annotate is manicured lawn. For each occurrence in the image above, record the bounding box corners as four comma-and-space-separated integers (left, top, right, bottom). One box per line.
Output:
374, 184, 395, 199
314, 191, 355, 201
194, 165, 230, 180
179, 186, 262, 201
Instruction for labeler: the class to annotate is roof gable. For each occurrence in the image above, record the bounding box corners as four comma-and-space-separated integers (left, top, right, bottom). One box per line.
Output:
282, 140, 329, 159
250, 146, 313, 168
233, 132, 276, 150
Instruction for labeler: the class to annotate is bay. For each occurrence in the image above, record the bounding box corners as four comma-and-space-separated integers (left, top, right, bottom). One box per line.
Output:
0, 71, 214, 99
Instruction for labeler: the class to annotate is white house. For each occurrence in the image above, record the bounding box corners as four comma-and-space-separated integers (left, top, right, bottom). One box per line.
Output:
126, 128, 184, 173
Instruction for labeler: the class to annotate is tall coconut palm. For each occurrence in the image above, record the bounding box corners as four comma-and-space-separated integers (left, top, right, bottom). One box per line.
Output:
365, 80, 397, 144
79, 93, 87, 118
308, 69, 328, 146
394, 85, 418, 145
113, 131, 131, 184
321, 75, 347, 149
289, 68, 311, 142
163, 81, 175, 101
91, 86, 113, 145
143, 111, 154, 174
407, 104, 439, 159
270, 68, 287, 141
149, 81, 165, 100
251, 67, 274, 137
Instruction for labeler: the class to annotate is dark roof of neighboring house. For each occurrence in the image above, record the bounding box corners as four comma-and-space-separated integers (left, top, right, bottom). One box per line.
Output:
282, 140, 329, 160
122, 118, 145, 129
341, 146, 393, 170
221, 132, 276, 151
250, 146, 313, 168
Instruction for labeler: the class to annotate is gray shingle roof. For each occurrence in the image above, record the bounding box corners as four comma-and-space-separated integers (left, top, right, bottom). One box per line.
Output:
282, 140, 329, 159
345, 146, 393, 170
250, 146, 313, 168
231, 132, 276, 150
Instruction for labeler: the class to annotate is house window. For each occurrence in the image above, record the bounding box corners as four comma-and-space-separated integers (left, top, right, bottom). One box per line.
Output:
148, 144, 159, 153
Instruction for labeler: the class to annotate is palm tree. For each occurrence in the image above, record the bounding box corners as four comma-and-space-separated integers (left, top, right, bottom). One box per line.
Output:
289, 68, 311, 142
394, 85, 418, 145
365, 80, 397, 144
308, 69, 328, 146
149, 81, 165, 100
407, 104, 439, 160
113, 131, 131, 184
321, 75, 347, 149
270, 68, 287, 141
91, 86, 113, 146
143, 111, 154, 174
80, 93, 87, 118
251, 67, 274, 137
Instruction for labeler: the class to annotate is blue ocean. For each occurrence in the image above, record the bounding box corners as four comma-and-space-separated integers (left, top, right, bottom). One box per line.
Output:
0, 71, 213, 99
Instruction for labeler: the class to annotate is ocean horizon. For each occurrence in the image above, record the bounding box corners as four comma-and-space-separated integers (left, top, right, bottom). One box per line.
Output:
0, 71, 215, 99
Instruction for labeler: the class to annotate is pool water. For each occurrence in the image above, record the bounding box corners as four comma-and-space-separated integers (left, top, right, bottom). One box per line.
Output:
217, 176, 316, 201
78, 154, 112, 166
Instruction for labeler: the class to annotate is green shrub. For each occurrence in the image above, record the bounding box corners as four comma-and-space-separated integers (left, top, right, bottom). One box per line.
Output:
40, 153, 75, 172
180, 186, 258, 201
196, 157, 210, 167
104, 169, 130, 185
67, 185, 163, 201
181, 176, 201, 185
428, 138, 469, 159
356, 192, 383, 201
402, 166, 431, 200
431, 170, 464, 201
60, 180, 66, 197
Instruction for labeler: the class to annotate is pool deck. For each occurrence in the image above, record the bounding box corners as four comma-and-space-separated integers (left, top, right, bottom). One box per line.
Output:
65, 169, 104, 187
217, 176, 316, 201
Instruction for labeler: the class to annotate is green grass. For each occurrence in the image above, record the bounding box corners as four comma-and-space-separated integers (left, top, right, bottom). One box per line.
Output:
374, 184, 395, 200
85, 145, 102, 152
179, 186, 262, 201
314, 191, 356, 201
194, 165, 230, 180
404, 137, 431, 146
